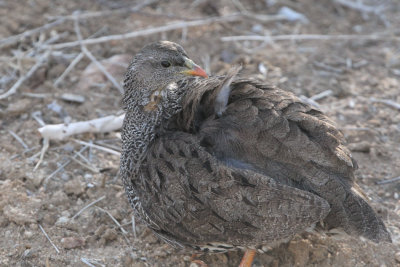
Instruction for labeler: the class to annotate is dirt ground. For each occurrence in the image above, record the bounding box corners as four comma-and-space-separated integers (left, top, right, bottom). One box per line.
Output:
1, 0, 400, 266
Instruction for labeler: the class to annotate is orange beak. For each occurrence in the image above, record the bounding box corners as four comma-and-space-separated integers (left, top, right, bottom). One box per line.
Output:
181, 57, 208, 78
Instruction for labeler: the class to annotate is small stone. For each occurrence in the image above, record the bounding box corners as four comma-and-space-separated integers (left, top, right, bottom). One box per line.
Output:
24, 231, 34, 238
348, 141, 371, 153
60, 93, 85, 103
60, 236, 85, 249
395, 251, 400, 263
3, 205, 36, 225
55, 216, 70, 226
287, 239, 311, 266
64, 178, 85, 195
102, 228, 118, 242
50, 190, 69, 206
95, 225, 107, 237
5, 99, 32, 116
42, 213, 56, 226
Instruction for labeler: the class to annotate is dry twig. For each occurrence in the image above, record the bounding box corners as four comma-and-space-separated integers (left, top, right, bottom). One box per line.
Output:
34, 138, 49, 171
370, 97, 400, 110
81, 258, 106, 267
48, 0, 157, 21
8, 130, 29, 149
221, 34, 400, 42
376, 176, 400, 185
42, 14, 242, 50
73, 13, 124, 93
0, 19, 65, 49
310, 90, 333, 101
42, 146, 89, 187
38, 114, 124, 140
54, 52, 84, 87
71, 195, 106, 220
73, 140, 121, 156
0, 51, 51, 100
38, 224, 60, 254
96, 207, 128, 234
334, 0, 386, 14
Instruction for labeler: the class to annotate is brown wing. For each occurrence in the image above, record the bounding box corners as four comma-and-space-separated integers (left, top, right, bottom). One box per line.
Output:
135, 132, 330, 249
173, 77, 391, 242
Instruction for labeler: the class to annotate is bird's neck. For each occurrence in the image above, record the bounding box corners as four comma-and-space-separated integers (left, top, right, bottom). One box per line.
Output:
120, 104, 162, 180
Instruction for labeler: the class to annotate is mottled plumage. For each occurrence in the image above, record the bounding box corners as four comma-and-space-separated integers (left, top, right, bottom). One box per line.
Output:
120, 41, 391, 258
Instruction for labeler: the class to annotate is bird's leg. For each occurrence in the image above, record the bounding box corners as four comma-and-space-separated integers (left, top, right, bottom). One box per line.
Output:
239, 249, 257, 267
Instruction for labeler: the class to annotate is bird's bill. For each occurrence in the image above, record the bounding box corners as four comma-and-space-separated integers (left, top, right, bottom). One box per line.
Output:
181, 57, 208, 78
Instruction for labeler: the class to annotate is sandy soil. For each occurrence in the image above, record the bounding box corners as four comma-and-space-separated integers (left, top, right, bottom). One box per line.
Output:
0, 0, 400, 266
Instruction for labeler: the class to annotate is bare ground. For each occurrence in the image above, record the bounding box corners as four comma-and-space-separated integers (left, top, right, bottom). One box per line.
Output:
0, 0, 400, 266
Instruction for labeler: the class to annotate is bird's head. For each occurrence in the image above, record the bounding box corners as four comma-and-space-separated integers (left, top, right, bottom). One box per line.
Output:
123, 41, 208, 111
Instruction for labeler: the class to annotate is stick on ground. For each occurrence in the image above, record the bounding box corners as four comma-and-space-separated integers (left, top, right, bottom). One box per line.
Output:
71, 195, 106, 220
42, 14, 242, 50
38, 224, 60, 254
0, 51, 50, 100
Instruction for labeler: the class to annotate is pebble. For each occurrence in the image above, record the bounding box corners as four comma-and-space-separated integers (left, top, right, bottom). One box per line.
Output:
64, 178, 85, 195
3, 205, 36, 225
24, 231, 34, 238
395, 251, 400, 263
60, 93, 85, 103
348, 141, 371, 153
55, 216, 70, 226
102, 228, 118, 242
60, 236, 85, 249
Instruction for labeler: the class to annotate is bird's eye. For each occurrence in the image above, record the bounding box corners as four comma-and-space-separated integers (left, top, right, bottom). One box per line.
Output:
161, 61, 171, 68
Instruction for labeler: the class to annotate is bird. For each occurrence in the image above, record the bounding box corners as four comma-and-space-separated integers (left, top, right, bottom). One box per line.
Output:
120, 41, 391, 267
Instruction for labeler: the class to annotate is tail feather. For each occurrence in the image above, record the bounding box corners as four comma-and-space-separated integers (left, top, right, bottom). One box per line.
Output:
324, 185, 391, 243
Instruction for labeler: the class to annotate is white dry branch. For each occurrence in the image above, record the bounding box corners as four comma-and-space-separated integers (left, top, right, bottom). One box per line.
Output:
38, 114, 125, 141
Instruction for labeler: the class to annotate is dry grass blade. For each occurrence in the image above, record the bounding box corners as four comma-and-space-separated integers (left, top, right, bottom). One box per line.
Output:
42, 14, 242, 50
96, 207, 128, 235
0, 18, 65, 49
38, 224, 60, 254
48, 0, 157, 21
42, 145, 89, 187
376, 176, 400, 185
370, 97, 400, 110
74, 140, 121, 156
221, 34, 400, 42
34, 137, 49, 171
8, 130, 29, 149
334, 0, 386, 14
54, 52, 84, 87
71, 195, 106, 220
310, 90, 333, 101
73, 13, 124, 94
0, 51, 51, 100
81, 257, 106, 267
70, 156, 100, 173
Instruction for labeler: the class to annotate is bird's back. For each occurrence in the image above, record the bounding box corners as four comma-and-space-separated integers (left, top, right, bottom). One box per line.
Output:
173, 76, 391, 243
